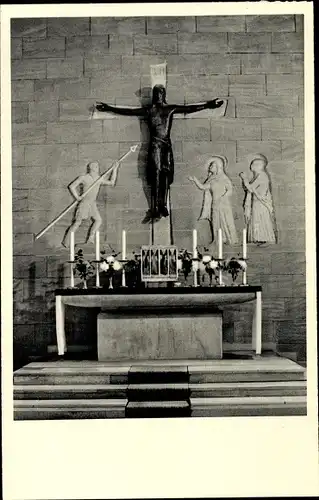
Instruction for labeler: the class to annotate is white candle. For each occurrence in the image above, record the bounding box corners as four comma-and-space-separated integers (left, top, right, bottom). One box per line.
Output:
70, 231, 75, 261
218, 228, 223, 259
243, 228, 247, 259
192, 229, 198, 258
95, 231, 100, 261
122, 230, 126, 261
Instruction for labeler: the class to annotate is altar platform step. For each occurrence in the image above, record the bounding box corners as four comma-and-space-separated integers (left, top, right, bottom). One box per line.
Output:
14, 384, 128, 400
14, 399, 127, 420
191, 396, 307, 417
13, 356, 306, 419
189, 380, 306, 398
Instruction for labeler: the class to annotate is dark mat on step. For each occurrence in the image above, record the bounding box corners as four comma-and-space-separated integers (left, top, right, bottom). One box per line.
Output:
128, 384, 190, 401
125, 401, 191, 418
128, 366, 189, 384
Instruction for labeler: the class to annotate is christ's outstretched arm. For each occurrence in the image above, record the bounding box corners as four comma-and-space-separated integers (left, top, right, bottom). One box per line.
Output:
172, 98, 224, 115
95, 102, 147, 117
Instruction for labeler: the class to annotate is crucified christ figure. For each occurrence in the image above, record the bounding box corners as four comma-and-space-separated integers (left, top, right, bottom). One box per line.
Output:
96, 85, 224, 221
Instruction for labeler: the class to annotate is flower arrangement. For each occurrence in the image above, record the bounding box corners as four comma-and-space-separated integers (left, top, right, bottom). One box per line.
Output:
99, 250, 123, 288
73, 249, 95, 288
124, 252, 142, 288
223, 257, 247, 284
198, 249, 221, 285
177, 249, 193, 280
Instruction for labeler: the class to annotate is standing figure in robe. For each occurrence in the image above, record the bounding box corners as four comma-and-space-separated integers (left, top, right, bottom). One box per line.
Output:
239, 154, 277, 244
96, 85, 224, 221
188, 155, 238, 244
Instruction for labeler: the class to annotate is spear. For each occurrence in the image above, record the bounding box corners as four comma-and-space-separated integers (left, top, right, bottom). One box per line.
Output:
35, 144, 138, 241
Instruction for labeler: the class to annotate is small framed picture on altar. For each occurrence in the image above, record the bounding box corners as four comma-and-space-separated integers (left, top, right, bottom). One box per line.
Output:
141, 245, 178, 282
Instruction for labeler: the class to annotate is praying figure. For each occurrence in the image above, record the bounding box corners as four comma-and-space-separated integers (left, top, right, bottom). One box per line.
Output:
96, 85, 224, 221
239, 154, 277, 244
188, 155, 238, 245
62, 161, 119, 247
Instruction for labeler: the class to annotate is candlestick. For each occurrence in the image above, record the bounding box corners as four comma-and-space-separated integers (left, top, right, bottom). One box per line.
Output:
96, 264, 100, 288
193, 229, 198, 286
70, 231, 75, 262
242, 269, 247, 286
95, 231, 100, 261
122, 230, 126, 261
218, 266, 224, 286
121, 268, 126, 287
70, 265, 75, 288
218, 228, 223, 259
243, 228, 247, 259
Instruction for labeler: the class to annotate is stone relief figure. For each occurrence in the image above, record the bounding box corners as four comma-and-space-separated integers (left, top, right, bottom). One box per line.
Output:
239, 154, 277, 244
62, 160, 119, 246
96, 85, 224, 221
188, 155, 238, 245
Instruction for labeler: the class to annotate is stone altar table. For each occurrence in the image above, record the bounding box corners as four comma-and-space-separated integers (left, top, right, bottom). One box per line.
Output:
55, 287, 262, 359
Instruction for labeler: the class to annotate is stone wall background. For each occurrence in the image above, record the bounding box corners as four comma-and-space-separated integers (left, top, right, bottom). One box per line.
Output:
12, 15, 305, 368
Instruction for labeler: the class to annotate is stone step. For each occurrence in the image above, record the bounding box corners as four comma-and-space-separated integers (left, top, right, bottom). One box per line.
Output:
189, 365, 305, 383
14, 384, 128, 400
190, 396, 307, 417
14, 366, 129, 385
189, 381, 307, 398
126, 400, 191, 418
14, 399, 127, 420
128, 383, 189, 401
128, 366, 189, 384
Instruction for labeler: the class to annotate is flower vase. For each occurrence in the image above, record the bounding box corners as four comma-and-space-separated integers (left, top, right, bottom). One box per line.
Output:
83, 279, 87, 289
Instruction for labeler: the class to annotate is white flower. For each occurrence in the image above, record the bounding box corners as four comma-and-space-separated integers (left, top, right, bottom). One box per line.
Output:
237, 259, 247, 270
202, 255, 211, 264
177, 259, 183, 270
192, 261, 199, 272
100, 261, 109, 272
113, 260, 122, 271
106, 255, 115, 263
209, 260, 219, 270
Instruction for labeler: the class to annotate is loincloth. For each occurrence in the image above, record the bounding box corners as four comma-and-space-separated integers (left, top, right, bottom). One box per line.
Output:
148, 136, 174, 185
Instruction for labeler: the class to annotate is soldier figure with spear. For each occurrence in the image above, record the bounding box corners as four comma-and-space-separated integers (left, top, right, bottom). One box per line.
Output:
62, 160, 120, 247
35, 145, 138, 243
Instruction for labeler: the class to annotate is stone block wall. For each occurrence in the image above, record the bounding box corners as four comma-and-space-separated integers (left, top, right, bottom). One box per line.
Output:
11, 15, 305, 367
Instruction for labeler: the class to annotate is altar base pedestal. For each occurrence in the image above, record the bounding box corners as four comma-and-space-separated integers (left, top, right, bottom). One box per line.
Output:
97, 310, 222, 361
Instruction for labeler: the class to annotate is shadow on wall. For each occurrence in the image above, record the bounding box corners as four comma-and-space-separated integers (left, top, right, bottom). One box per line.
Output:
13, 262, 98, 370
136, 86, 152, 223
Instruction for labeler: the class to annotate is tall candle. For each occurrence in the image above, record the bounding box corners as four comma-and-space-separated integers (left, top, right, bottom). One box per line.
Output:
192, 229, 198, 258
243, 228, 247, 259
218, 228, 223, 259
122, 230, 126, 260
70, 231, 75, 261
95, 231, 100, 261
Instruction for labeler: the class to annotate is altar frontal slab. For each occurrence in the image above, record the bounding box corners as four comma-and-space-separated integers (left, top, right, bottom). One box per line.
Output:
98, 309, 222, 361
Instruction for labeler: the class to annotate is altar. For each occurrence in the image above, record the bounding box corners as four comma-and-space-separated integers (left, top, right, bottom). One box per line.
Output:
55, 286, 262, 360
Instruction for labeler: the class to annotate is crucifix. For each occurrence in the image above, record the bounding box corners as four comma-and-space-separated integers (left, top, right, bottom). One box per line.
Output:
96, 85, 225, 222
